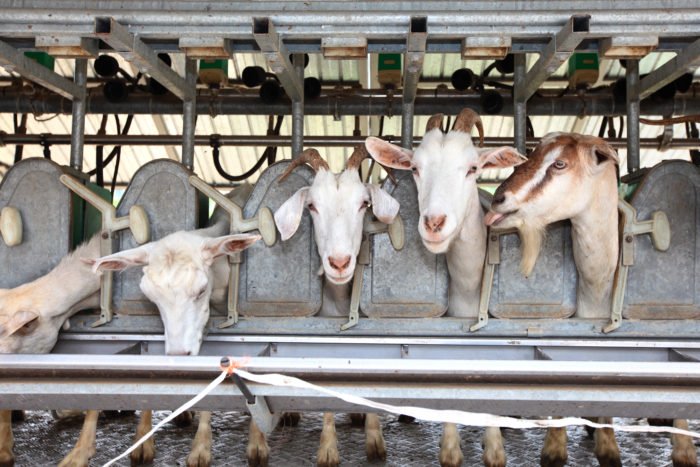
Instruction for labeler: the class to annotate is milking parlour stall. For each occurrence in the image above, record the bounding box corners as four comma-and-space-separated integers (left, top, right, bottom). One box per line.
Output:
2, 2, 700, 466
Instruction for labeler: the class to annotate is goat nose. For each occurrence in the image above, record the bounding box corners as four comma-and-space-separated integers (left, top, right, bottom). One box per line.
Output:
492, 193, 506, 205
328, 255, 351, 272
423, 215, 447, 233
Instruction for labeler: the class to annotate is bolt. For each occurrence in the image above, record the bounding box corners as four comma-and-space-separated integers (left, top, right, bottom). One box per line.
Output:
625, 235, 633, 243
490, 235, 498, 241
101, 232, 109, 239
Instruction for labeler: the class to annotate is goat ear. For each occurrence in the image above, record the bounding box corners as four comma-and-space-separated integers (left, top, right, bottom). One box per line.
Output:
91, 244, 153, 273
204, 233, 261, 259
3, 310, 40, 337
590, 142, 619, 166
364, 137, 414, 170
366, 184, 400, 224
478, 146, 527, 170
274, 187, 309, 241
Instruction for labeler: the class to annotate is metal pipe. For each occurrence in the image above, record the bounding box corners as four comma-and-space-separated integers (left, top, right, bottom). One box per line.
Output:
181, 58, 197, 170
513, 54, 527, 155
401, 102, 414, 149
69, 58, 87, 171
291, 53, 304, 156
3, 91, 699, 117
626, 59, 641, 172
3, 134, 697, 150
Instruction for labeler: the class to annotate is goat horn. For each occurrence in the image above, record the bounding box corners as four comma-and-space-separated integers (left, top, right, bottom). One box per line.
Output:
425, 113, 445, 133
452, 108, 484, 147
345, 145, 370, 171
278, 148, 329, 182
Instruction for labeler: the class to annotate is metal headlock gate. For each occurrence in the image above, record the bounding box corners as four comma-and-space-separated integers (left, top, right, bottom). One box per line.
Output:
2, 0, 700, 423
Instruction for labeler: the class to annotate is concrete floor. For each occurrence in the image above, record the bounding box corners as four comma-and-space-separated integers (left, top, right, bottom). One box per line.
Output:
10, 411, 698, 466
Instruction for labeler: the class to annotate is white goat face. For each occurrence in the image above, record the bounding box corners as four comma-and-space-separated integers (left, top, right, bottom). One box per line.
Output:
92, 231, 260, 356
275, 168, 399, 285
365, 130, 526, 254
0, 298, 62, 354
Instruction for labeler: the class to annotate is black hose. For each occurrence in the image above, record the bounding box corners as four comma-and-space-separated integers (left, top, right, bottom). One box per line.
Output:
87, 114, 134, 176
95, 114, 109, 187
598, 117, 608, 138
13, 113, 27, 163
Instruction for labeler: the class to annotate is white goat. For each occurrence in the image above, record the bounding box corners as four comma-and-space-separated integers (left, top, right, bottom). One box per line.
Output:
91, 224, 260, 467
484, 132, 697, 467
0, 235, 101, 467
273, 147, 400, 467
365, 109, 526, 467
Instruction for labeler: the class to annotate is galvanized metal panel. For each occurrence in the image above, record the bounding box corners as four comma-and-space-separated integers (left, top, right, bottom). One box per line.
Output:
237, 161, 322, 316
359, 172, 448, 318
624, 160, 700, 318
0, 159, 72, 288
112, 159, 205, 313
488, 221, 578, 318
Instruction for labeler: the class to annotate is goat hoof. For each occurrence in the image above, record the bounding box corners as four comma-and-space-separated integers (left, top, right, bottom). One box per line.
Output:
172, 411, 194, 427
129, 437, 155, 466
673, 444, 698, 467
0, 449, 14, 467
10, 411, 24, 423
186, 444, 212, 467
439, 439, 463, 467
484, 449, 506, 467
349, 413, 366, 426
279, 412, 301, 427
246, 441, 269, 467
366, 429, 386, 461
317, 444, 340, 467
595, 454, 622, 467
540, 451, 567, 467
58, 444, 95, 467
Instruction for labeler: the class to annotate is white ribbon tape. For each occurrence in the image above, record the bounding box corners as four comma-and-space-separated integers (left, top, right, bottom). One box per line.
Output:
104, 364, 700, 466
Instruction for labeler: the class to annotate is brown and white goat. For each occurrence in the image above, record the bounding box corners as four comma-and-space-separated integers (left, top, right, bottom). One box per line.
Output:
485, 132, 697, 467
273, 147, 400, 467
365, 109, 527, 467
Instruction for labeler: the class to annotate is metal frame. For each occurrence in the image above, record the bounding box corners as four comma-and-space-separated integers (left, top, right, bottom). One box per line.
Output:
3, 338, 700, 418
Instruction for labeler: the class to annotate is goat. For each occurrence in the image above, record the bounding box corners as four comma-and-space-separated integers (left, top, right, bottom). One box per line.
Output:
91, 225, 260, 467
0, 234, 101, 467
365, 109, 526, 467
273, 147, 400, 467
484, 132, 697, 467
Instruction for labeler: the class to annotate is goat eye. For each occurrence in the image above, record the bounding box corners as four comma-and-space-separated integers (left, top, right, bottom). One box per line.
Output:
195, 287, 207, 299
360, 200, 371, 211
411, 167, 419, 176
467, 166, 477, 176
307, 203, 317, 213
553, 160, 567, 170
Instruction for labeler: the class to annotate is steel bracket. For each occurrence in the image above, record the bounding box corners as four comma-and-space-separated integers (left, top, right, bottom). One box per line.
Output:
60, 174, 150, 327
605, 199, 671, 333
342, 215, 405, 331
228, 371, 280, 436
189, 176, 276, 328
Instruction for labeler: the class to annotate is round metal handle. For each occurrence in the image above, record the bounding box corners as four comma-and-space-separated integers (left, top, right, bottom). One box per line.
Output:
257, 207, 277, 247
0, 206, 22, 247
129, 205, 150, 244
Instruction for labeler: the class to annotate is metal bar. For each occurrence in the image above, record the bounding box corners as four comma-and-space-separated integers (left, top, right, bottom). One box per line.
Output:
68, 58, 87, 171
401, 17, 427, 149
2, 134, 698, 150
94, 17, 192, 101
291, 53, 304, 156
401, 102, 415, 149
253, 17, 303, 102
516, 15, 590, 102
2, 90, 699, 117
0, 39, 83, 100
640, 37, 700, 99
626, 59, 641, 172
513, 54, 528, 154
181, 58, 197, 170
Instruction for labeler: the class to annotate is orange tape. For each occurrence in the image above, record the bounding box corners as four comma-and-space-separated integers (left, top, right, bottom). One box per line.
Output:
220, 356, 251, 375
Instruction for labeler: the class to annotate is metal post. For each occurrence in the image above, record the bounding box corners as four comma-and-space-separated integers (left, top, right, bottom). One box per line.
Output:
181, 58, 197, 170
69, 58, 87, 171
513, 54, 527, 155
626, 59, 641, 173
291, 53, 305, 157
401, 102, 415, 149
